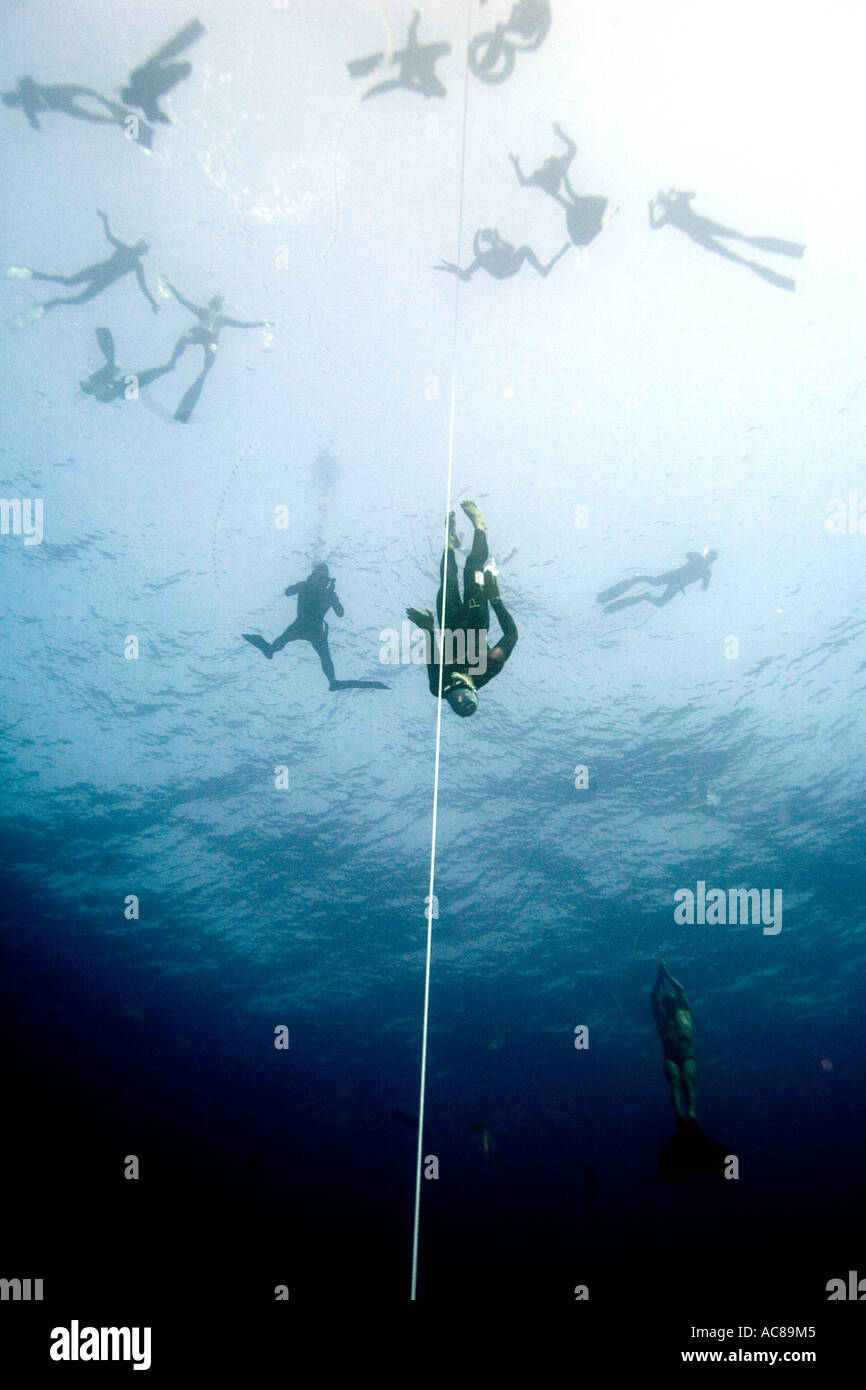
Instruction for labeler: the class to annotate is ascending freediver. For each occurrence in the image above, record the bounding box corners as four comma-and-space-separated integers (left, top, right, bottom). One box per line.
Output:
649, 189, 805, 291
435, 227, 570, 282
242, 564, 388, 692
407, 500, 518, 717
159, 279, 271, 422
80, 327, 173, 402
510, 124, 617, 247
5, 210, 158, 324
597, 549, 718, 614
119, 17, 206, 124
651, 962, 727, 1182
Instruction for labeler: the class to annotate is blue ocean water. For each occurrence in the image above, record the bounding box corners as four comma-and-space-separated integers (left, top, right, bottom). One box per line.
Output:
1, 0, 864, 1360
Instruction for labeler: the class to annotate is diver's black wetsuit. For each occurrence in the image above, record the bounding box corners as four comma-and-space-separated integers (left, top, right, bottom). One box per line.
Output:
427, 528, 518, 696
243, 566, 387, 691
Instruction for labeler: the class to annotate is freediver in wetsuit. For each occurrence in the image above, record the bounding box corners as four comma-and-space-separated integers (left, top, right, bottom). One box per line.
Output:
242, 564, 388, 692
351, 10, 451, 100
5, 210, 158, 323
510, 124, 617, 247
407, 500, 518, 717
2, 76, 154, 147
80, 327, 174, 402
119, 18, 206, 124
649, 189, 806, 291
651, 962, 728, 1181
435, 227, 570, 282
651, 962, 697, 1125
597, 549, 718, 614
159, 279, 271, 422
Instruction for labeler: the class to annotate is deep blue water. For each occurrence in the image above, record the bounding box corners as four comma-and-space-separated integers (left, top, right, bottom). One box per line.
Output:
1, 0, 864, 1369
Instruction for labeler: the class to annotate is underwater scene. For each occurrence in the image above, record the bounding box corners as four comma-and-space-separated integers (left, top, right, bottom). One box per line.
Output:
1, 0, 864, 1370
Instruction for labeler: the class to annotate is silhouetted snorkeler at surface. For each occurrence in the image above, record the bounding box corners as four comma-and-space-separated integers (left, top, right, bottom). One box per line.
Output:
651, 962, 727, 1181
349, 10, 451, 100
407, 500, 518, 717
119, 17, 206, 124
2, 77, 154, 147
159, 279, 272, 423
510, 124, 617, 247
597, 549, 718, 614
649, 189, 805, 291
242, 565, 388, 692
5, 210, 158, 324
435, 228, 570, 282
80, 327, 173, 403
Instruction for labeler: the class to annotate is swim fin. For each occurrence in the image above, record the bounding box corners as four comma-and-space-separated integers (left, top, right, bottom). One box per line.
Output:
174, 367, 209, 422
596, 577, 638, 604
347, 53, 383, 78
749, 262, 796, 291
329, 679, 388, 690
242, 634, 273, 659
744, 236, 805, 258
4, 265, 33, 279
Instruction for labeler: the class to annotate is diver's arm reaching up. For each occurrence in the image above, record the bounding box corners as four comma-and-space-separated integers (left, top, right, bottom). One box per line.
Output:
97, 209, 123, 247
163, 279, 200, 315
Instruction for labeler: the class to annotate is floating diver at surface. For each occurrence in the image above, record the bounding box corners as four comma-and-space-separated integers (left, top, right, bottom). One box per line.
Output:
159, 279, 271, 423
407, 500, 517, 718
651, 962, 727, 1182
120, 17, 206, 124
649, 188, 805, 291
435, 227, 570, 282
2, 76, 154, 147
5, 210, 158, 325
243, 564, 388, 692
349, 10, 451, 100
597, 548, 718, 614
80, 327, 174, 402
468, 0, 551, 84
510, 124, 617, 247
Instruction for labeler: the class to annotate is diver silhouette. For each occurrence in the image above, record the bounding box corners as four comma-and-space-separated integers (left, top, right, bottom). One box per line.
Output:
159, 279, 271, 423
4, 211, 158, 324
652, 962, 728, 1182
120, 17, 206, 124
2, 76, 154, 148
80, 327, 173, 403
649, 189, 805, 291
597, 549, 718, 614
468, 0, 551, 84
243, 565, 388, 692
349, 10, 451, 100
510, 124, 617, 247
407, 500, 517, 718
435, 227, 570, 282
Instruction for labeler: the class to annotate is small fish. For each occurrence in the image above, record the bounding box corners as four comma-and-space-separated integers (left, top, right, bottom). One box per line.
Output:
470, 1122, 497, 1163
390, 1109, 432, 1142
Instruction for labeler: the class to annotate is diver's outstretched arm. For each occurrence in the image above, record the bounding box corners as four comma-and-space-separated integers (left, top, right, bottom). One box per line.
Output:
509, 152, 529, 185
553, 122, 576, 162
221, 316, 269, 330
96, 209, 124, 248
328, 586, 345, 618
434, 259, 476, 280
135, 264, 159, 313
163, 279, 200, 315
284, 582, 303, 597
